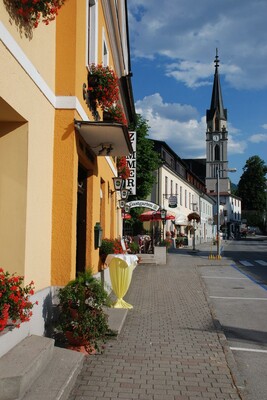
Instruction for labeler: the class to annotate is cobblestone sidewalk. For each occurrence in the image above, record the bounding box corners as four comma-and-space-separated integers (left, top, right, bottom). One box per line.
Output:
68, 254, 243, 400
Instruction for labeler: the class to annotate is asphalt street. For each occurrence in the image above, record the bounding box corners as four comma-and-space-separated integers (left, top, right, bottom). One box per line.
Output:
200, 237, 267, 400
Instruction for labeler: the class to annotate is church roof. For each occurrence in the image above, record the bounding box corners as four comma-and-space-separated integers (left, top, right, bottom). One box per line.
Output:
207, 49, 227, 121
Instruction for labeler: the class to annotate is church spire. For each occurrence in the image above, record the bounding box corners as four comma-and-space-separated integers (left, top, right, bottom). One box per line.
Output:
205, 49, 230, 194
207, 49, 227, 122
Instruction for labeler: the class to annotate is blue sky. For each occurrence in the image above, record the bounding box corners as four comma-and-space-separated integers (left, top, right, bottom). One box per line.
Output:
127, 0, 267, 185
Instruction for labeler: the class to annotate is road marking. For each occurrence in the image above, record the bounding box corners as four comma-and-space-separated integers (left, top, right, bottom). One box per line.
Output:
202, 276, 248, 280
255, 260, 267, 266
239, 260, 254, 267
210, 296, 267, 301
230, 347, 267, 354
231, 263, 267, 292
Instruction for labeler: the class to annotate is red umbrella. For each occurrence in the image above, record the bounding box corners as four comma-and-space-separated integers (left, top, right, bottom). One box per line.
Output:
139, 210, 175, 222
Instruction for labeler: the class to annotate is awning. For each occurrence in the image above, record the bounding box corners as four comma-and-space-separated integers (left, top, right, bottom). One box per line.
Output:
74, 120, 133, 156
139, 210, 175, 222
175, 215, 188, 226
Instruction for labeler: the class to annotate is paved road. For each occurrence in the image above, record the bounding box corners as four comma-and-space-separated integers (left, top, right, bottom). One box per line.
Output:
223, 237, 267, 289
200, 237, 267, 400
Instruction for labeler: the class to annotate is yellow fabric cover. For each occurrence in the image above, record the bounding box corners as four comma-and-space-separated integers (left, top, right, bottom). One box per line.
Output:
109, 257, 134, 309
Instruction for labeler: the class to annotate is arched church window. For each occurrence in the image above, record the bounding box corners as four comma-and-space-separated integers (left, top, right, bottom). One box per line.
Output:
215, 144, 220, 161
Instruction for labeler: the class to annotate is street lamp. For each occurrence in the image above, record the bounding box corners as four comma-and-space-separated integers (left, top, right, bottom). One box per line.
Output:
191, 203, 198, 251
216, 168, 236, 258
112, 176, 124, 192
160, 208, 167, 240
119, 190, 130, 237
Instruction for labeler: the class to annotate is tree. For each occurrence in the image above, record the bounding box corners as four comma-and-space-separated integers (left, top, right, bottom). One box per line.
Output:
236, 156, 267, 228
127, 115, 161, 235
129, 114, 161, 200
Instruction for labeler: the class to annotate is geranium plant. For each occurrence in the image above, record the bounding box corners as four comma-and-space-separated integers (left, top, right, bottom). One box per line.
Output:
117, 156, 130, 180
57, 271, 111, 353
0, 268, 38, 331
14, 0, 66, 28
103, 104, 127, 125
88, 64, 119, 109
99, 238, 124, 257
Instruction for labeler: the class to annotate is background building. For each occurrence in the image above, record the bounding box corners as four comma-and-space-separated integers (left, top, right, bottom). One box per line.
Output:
149, 140, 215, 246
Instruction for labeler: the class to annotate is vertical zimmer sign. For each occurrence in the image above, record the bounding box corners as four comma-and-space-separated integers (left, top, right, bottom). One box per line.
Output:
125, 131, 136, 195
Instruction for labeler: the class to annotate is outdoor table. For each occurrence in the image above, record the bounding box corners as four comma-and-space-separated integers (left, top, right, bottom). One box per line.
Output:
105, 254, 139, 309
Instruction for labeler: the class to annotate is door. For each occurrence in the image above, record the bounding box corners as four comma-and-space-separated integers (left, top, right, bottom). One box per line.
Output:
76, 165, 88, 275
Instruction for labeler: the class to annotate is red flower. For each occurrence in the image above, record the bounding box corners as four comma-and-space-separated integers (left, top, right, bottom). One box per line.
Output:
117, 156, 130, 180
13, 0, 65, 27
88, 64, 120, 110
0, 269, 37, 331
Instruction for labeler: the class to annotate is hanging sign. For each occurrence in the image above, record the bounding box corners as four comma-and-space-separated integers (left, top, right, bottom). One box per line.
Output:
126, 200, 160, 211
125, 131, 136, 195
168, 195, 177, 208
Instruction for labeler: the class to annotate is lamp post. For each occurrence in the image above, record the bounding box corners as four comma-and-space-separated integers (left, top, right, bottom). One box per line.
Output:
216, 168, 236, 258
112, 176, 124, 192
119, 189, 130, 238
160, 208, 167, 240
191, 203, 198, 251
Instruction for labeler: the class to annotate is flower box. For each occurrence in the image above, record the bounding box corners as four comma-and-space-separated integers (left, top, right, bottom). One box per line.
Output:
13, 0, 66, 28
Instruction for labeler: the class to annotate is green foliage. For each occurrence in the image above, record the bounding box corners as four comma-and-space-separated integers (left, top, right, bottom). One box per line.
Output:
158, 239, 172, 249
99, 238, 123, 255
99, 239, 115, 255
0, 268, 37, 331
236, 155, 267, 212
57, 270, 111, 353
129, 114, 161, 200
128, 242, 139, 254
230, 181, 238, 195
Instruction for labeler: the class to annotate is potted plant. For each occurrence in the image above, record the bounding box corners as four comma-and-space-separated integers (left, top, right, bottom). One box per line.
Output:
99, 238, 123, 264
99, 239, 115, 265
103, 104, 127, 125
56, 270, 111, 353
13, 0, 66, 28
158, 238, 172, 251
0, 268, 38, 331
117, 156, 130, 180
87, 64, 119, 109
128, 242, 139, 254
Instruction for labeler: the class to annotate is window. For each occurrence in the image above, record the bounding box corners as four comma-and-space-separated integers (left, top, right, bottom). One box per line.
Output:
170, 180, 173, 195
215, 144, 220, 161
180, 186, 182, 205
102, 31, 109, 66
185, 190, 187, 208
189, 193, 191, 209
165, 176, 168, 199
175, 183, 178, 195
87, 0, 97, 65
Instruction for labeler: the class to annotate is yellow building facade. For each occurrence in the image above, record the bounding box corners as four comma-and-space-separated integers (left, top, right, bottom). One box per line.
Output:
0, 0, 134, 342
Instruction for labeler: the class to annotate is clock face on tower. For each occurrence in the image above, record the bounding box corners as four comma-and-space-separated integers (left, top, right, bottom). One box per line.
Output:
213, 134, 219, 142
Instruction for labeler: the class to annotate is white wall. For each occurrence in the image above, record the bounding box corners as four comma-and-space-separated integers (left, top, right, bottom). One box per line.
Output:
153, 165, 214, 244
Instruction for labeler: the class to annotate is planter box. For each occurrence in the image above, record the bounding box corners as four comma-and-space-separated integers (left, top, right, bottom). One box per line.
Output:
154, 246, 167, 265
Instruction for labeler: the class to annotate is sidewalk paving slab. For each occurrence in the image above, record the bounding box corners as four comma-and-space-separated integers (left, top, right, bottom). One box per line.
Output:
68, 250, 245, 400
